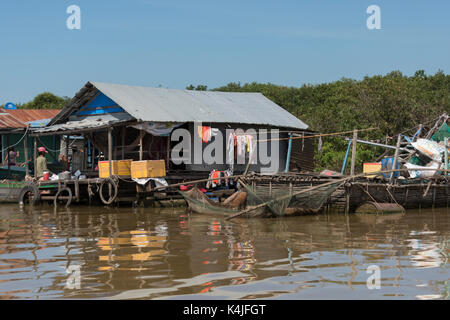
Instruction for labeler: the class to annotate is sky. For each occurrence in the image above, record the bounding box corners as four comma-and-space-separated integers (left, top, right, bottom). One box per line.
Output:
0, 0, 449, 104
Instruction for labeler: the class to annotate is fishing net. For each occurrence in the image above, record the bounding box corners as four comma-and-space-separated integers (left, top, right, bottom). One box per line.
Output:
179, 187, 243, 216
288, 182, 343, 211
180, 181, 344, 217
431, 123, 450, 143
244, 184, 292, 216
244, 181, 343, 216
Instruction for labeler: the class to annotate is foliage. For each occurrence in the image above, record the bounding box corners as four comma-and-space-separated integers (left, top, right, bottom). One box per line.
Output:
20, 92, 70, 109
210, 70, 450, 171
1, 92, 70, 110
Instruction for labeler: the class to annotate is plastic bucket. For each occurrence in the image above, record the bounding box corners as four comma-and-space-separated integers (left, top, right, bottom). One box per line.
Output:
43, 171, 50, 181
381, 157, 399, 178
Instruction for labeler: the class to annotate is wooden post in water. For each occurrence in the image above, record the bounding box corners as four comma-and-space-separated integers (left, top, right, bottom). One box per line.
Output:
23, 134, 29, 176
390, 134, 402, 183
108, 128, 113, 178
65, 135, 69, 170
350, 129, 358, 176
33, 137, 37, 179
445, 137, 449, 176
7, 134, 10, 179
121, 126, 126, 160
139, 130, 143, 161
285, 132, 293, 173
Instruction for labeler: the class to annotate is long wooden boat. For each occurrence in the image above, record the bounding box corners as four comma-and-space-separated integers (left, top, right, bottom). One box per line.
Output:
179, 187, 268, 218
0, 181, 28, 202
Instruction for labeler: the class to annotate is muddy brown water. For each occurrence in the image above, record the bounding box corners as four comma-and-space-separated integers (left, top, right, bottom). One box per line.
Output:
0, 204, 448, 300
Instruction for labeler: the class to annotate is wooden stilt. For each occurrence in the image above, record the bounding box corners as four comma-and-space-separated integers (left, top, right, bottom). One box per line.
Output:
139, 130, 143, 161
389, 134, 401, 183
108, 128, 113, 177
108, 128, 113, 198
350, 129, 358, 176
24, 134, 29, 176
33, 137, 37, 179
65, 135, 69, 171
7, 134, 10, 179
122, 126, 126, 160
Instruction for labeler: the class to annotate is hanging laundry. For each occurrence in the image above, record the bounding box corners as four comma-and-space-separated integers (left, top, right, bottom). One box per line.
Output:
227, 132, 235, 166
247, 135, 256, 163
202, 126, 212, 143
236, 135, 246, 157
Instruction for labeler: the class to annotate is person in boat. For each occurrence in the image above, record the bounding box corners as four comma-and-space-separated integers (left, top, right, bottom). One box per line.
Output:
7, 147, 19, 167
36, 147, 50, 180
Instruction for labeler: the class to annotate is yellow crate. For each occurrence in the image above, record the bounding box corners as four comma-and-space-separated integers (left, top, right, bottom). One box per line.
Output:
131, 160, 166, 179
99, 159, 132, 178
363, 162, 381, 178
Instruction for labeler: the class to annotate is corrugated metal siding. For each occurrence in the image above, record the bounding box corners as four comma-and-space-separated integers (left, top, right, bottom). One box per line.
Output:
289, 136, 315, 172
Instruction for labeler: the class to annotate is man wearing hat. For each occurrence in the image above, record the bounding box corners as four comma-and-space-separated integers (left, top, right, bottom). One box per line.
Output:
36, 147, 49, 180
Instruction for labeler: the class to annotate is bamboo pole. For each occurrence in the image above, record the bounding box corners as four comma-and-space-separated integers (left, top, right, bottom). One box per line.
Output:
389, 134, 402, 183
108, 128, 113, 178
107, 128, 113, 198
285, 132, 293, 173
122, 126, 126, 160
24, 134, 29, 176
7, 134, 10, 179
350, 129, 358, 176
65, 135, 69, 170
139, 130, 143, 161
341, 139, 352, 175
445, 137, 449, 176
33, 137, 37, 179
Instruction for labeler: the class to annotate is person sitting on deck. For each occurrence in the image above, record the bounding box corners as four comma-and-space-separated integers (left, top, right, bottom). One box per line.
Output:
36, 147, 50, 180
7, 147, 19, 167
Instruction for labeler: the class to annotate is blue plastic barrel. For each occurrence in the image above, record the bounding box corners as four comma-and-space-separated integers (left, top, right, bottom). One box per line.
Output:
381, 157, 399, 178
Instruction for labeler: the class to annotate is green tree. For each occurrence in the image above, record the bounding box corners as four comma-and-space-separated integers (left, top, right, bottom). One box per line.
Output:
21, 92, 70, 109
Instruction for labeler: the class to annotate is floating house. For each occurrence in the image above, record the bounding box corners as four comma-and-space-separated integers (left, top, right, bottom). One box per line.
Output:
0, 108, 60, 178
33, 82, 314, 178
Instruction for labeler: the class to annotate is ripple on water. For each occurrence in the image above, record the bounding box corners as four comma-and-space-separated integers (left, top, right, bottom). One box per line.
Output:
0, 205, 448, 299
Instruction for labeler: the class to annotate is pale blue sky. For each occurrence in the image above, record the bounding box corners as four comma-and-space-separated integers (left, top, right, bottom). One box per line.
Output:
0, 0, 449, 103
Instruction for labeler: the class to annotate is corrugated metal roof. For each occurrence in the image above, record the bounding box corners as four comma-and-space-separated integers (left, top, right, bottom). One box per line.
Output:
0, 111, 26, 129
4, 109, 61, 123
49, 82, 309, 130
91, 82, 308, 130
33, 118, 123, 134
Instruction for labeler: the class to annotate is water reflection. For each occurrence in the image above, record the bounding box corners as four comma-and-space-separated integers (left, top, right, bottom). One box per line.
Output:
0, 204, 448, 299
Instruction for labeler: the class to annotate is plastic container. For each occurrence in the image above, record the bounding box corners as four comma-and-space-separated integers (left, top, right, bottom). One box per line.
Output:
381, 157, 399, 178
131, 160, 166, 179
99, 159, 132, 178
363, 163, 381, 178
43, 171, 50, 181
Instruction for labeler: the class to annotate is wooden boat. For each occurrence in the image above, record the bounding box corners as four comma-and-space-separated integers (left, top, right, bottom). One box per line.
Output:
0, 166, 26, 180
0, 181, 28, 202
179, 187, 268, 218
